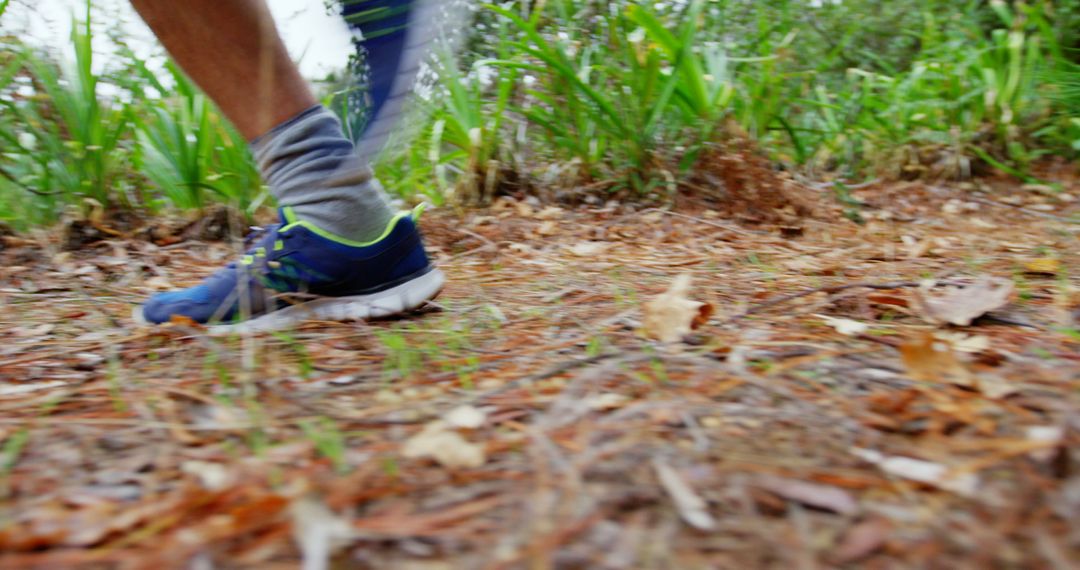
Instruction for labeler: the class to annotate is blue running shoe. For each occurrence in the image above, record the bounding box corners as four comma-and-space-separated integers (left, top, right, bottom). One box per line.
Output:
135, 206, 445, 334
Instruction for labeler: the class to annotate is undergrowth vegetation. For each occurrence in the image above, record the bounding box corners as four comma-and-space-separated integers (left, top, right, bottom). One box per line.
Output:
0, 0, 1078, 228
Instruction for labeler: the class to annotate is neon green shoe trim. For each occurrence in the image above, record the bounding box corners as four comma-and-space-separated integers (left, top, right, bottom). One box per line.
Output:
411, 203, 427, 221
273, 240, 285, 251
279, 206, 415, 248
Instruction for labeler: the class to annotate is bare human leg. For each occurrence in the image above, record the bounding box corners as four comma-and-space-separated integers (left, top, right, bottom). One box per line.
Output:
129, 0, 395, 243
128, 0, 316, 141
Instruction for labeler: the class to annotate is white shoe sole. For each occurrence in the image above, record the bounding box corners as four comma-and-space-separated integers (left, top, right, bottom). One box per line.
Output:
134, 268, 445, 335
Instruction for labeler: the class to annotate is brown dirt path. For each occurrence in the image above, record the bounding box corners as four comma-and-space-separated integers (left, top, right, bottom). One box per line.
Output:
0, 180, 1078, 568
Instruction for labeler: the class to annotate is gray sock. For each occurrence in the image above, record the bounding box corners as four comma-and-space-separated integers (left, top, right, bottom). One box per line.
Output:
250, 105, 395, 242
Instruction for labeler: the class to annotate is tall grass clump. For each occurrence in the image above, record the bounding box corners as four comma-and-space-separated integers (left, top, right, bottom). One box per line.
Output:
403, 0, 1080, 204
797, 0, 1067, 179
127, 58, 265, 215
0, 8, 135, 228
403, 0, 737, 202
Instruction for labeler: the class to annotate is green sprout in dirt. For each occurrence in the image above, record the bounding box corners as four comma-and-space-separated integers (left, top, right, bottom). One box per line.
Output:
299, 417, 350, 475
376, 328, 425, 381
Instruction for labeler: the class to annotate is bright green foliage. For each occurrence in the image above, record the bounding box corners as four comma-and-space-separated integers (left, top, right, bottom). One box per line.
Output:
390, 0, 1079, 204
129, 59, 265, 214
482, 0, 736, 193
792, 0, 1066, 178
2, 0, 1080, 227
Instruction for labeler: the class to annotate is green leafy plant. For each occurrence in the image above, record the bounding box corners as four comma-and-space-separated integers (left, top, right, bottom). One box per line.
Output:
130, 58, 264, 214
429, 47, 517, 205
485, 0, 735, 194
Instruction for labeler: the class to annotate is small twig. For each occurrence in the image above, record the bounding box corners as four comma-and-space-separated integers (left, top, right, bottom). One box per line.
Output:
969, 194, 1080, 224
0, 331, 153, 369
640, 208, 767, 237
447, 227, 498, 261
725, 280, 965, 324
471, 352, 623, 402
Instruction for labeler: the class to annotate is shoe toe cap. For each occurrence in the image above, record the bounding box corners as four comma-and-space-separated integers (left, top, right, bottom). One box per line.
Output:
140, 285, 215, 324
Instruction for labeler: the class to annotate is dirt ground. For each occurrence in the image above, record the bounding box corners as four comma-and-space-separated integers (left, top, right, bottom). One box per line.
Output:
0, 175, 1078, 569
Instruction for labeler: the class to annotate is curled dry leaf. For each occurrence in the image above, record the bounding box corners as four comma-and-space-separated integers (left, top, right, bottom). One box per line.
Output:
536, 220, 559, 236
402, 421, 486, 469
975, 373, 1018, 400
1026, 426, 1065, 462
934, 332, 990, 353
911, 275, 1013, 326
585, 392, 629, 411
817, 315, 869, 336
443, 405, 486, 429
534, 206, 564, 220
181, 461, 233, 491
641, 274, 714, 343
144, 275, 174, 291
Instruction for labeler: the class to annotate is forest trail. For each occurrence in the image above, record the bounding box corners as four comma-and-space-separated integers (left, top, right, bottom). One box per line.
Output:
0, 178, 1078, 568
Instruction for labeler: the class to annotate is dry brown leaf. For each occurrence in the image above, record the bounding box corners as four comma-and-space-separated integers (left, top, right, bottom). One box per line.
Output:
899, 333, 974, 387
867, 293, 910, 308
757, 475, 859, 515
443, 405, 486, 429
910, 275, 1013, 326
536, 220, 559, 236
641, 274, 714, 343
568, 241, 610, 257
402, 421, 486, 469
533, 206, 564, 220
817, 315, 869, 336
1026, 425, 1065, 462
181, 461, 233, 491
1024, 257, 1060, 275
901, 235, 931, 259
975, 373, 1018, 399
832, 518, 891, 564
585, 393, 629, 411
934, 332, 990, 353
145, 275, 174, 290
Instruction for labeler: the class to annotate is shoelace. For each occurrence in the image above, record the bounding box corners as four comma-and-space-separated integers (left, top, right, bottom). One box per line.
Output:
227, 224, 286, 277
242, 224, 280, 249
